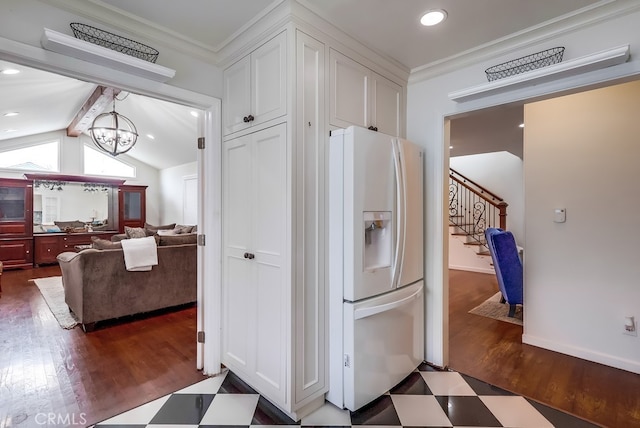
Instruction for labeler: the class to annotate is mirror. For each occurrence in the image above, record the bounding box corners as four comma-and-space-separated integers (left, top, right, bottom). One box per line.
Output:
29, 175, 121, 233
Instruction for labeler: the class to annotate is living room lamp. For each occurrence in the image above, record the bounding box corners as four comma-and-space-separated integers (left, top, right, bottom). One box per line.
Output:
89, 97, 138, 157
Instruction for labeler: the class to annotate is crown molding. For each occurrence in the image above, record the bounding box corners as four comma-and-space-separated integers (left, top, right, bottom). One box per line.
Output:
409, 0, 640, 85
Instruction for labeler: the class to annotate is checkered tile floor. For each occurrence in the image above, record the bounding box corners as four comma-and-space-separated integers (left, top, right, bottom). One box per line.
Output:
93, 363, 597, 427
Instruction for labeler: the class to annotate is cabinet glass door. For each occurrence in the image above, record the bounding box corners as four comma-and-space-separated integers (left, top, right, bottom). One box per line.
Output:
0, 187, 26, 222
123, 191, 142, 221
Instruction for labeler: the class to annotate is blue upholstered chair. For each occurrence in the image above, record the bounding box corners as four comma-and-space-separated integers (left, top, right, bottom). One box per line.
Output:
485, 228, 523, 317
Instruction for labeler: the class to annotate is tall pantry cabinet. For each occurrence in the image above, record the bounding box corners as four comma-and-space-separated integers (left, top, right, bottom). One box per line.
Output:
222, 29, 327, 419
221, 18, 406, 420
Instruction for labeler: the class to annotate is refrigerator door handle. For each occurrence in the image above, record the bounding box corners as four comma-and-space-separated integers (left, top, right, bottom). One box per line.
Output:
390, 141, 402, 289
397, 139, 408, 282
353, 286, 423, 320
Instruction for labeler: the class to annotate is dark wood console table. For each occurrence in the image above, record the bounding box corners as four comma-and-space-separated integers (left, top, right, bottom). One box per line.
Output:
34, 231, 117, 265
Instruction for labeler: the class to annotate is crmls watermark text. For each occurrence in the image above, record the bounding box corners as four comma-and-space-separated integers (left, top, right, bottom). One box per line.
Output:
35, 413, 87, 426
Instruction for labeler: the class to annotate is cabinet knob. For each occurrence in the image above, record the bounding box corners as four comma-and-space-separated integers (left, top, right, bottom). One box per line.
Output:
368, 125, 378, 132
243, 116, 249, 123
243, 252, 255, 260
247, 114, 254, 122
47, 249, 51, 252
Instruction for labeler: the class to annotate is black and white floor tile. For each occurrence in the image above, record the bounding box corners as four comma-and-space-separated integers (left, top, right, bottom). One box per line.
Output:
93, 363, 598, 428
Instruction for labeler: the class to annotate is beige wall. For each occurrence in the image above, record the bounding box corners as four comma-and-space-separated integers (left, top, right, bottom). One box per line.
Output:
523, 80, 640, 372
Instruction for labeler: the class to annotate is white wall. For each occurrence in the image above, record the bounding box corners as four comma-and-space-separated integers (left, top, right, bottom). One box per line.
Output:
523, 80, 640, 373
0, 130, 161, 225
159, 161, 197, 225
407, 4, 640, 367
450, 151, 524, 244
0, 0, 223, 98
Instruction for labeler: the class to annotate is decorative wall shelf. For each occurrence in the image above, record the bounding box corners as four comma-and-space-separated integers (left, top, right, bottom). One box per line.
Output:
448, 45, 630, 103
40, 28, 176, 82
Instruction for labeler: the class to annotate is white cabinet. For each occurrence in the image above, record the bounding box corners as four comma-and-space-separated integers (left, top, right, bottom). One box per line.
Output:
222, 123, 289, 404
329, 49, 403, 137
223, 31, 287, 135
294, 30, 326, 406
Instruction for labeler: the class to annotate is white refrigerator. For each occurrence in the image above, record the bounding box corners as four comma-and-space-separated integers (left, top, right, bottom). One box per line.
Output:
327, 126, 424, 412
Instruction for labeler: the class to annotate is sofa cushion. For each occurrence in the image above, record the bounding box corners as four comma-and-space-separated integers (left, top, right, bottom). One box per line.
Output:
91, 236, 123, 250
173, 224, 196, 234
158, 233, 197, 246
125, 226, 147, 239
55, 220, 85, 229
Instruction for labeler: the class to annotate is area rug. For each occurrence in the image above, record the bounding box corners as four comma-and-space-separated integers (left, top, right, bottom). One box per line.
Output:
469, 291, 523, 326
30, 276, 78, 329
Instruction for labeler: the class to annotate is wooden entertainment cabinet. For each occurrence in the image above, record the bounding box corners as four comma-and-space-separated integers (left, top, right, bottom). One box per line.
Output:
0, 174, 147, 269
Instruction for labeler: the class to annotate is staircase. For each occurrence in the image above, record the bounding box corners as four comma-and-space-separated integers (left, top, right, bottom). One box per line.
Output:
449, 168, 507, 269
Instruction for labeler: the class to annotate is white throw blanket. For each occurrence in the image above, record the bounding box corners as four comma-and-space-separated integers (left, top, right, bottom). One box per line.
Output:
120, 236, 158, 271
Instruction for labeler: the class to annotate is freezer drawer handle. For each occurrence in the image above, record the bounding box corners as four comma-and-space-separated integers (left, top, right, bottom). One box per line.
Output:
353, 287, 422, 320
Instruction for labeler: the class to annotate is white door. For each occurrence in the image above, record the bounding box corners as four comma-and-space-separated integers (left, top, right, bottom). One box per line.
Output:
342, 281, 424, 411
252, 31, 287, 127
183, 175, 198, 225
330, 49, 369, 130
223, 56, 251, 135
338, 127, 397, 301
222, 123, 288, 406
370, 73, 402, 137
396, 139, 424, 288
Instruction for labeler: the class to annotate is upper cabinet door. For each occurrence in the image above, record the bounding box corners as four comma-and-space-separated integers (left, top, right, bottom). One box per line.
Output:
329, 49, 404, 137
252, 31, 287, 127
224, 56, 252, 135
370, 72, 402, 137
330, 49, 369, 130
223, 31, 287, 136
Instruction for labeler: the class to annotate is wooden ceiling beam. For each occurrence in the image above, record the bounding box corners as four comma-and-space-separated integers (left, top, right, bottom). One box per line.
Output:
67, 86, 120, 137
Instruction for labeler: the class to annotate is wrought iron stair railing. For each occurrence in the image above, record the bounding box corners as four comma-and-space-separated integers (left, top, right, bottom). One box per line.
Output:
449, 168, 508, 249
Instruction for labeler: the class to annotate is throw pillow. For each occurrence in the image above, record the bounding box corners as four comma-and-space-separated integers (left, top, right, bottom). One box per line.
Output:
125, 226, 147, 239
144, 222, 176, 232
158, 233, 198, 246
91, 236, 122, 250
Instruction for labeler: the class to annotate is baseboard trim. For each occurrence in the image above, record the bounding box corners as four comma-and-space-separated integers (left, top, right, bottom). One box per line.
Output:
449, 264, 495, 275
522, 333, 640, 375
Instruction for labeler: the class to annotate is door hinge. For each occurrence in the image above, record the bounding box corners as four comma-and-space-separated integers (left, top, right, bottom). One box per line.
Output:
197, 331, 205, 343
197, 137, 205, 149
197, 234, 205, 246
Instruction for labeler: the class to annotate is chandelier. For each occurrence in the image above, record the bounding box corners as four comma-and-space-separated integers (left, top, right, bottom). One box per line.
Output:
88, 97, 138, 156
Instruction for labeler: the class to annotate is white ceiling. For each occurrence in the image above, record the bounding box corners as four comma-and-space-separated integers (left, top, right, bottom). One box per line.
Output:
98, 0, 602, 70
0, 0, 605, 169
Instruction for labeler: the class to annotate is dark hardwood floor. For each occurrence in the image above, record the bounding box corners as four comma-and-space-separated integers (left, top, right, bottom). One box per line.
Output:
0, 265, 205, 427
449, 269, 640, 428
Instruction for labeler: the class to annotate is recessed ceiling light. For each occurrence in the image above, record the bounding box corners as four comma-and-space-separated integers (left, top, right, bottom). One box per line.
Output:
3, 112, 19, 117
420, 9, 447, 26
1, 68, 20, 75
146, 134, 155, 139
190, 111, 199, 118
